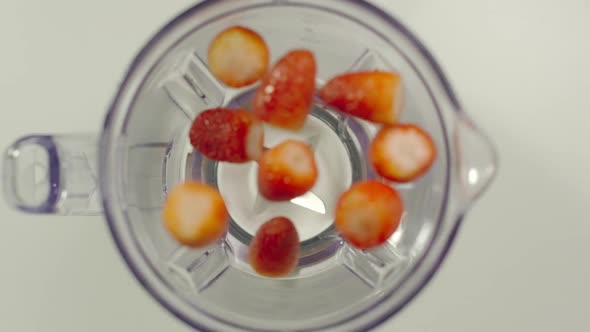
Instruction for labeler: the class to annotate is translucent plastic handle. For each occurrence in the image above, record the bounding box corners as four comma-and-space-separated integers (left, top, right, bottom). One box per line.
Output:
2, 134, 102, 215
455, 115, 498, 209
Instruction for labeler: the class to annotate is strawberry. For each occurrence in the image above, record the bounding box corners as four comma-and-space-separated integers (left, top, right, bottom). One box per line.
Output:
369, 124, 437, 182
163, 182, 229, 248
257, 140, 318, 201
189, 108, 264, 163
335, 181, 403, 250
208, 26, 269, 88
253, 49, 316, 130
319, 71, 403, 125
249, 217, 300, 277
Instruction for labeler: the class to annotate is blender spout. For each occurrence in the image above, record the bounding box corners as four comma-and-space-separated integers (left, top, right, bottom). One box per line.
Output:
454, 115, 499, 209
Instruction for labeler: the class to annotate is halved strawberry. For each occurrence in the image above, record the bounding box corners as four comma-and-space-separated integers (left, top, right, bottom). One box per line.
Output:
257, 140, 318, 201
319, 71, 403, 125
253, 49, 316, 130
370, 124, 437, 182
335, 181, 403, 250
249, 217, 300, 277
208, 26, 269, 88
189, 108, 264, 163
163, 182, 229, 248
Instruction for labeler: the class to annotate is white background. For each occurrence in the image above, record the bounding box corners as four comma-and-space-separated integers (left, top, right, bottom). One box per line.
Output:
0, 0, 588, 331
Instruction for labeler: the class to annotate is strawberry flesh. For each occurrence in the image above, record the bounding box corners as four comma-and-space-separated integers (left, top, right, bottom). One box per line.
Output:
163, 182, 229, 248
335, 181, 403, 250
370, 124, 436, 182
208, 26, 269, 88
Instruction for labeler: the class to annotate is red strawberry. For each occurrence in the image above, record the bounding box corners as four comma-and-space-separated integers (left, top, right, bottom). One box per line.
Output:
253, 49, 316, 130
335, 181, 403, 250
370, 124, 437, 182
208, 26, 269, 88
257, 140, 318, 201
249, 217, 300, 277
319, 71, 403, 125
163, 182, 229, 248
189, 108, 264, 163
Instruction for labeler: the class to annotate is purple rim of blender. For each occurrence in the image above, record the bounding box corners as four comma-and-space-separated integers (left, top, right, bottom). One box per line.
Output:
100, 1, 462, 331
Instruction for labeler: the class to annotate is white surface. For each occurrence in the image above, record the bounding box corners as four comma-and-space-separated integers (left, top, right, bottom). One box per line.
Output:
0, 0, 588, 331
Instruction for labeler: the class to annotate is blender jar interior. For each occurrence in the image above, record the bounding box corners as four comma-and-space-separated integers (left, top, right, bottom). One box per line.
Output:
105, 1, 451, 331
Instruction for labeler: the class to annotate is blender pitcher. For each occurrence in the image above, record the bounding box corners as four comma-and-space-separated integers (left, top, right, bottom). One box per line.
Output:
2, 0, 498, 331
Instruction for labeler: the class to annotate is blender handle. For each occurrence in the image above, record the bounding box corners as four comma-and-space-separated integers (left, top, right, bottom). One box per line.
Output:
455, 115, 499, 209
2, 134, 102, 215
